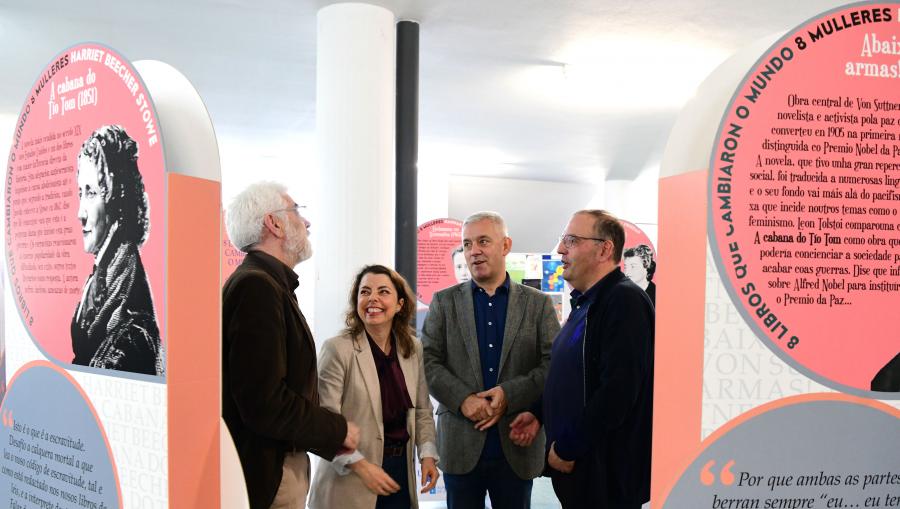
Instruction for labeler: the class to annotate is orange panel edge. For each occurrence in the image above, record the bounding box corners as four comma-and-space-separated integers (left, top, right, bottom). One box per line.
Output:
651, 169, 708, 509
167, 173, 221, 508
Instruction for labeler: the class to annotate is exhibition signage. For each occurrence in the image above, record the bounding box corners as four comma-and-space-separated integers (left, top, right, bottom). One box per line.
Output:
621, 219, 658, 304
7, 44, 167, 376
708, 4, 900, 392
221, 211, 245, 284
416, 218, 465, 306
3, 43, 221, 508
655, 4, 900, 509
621, 219, 656, 260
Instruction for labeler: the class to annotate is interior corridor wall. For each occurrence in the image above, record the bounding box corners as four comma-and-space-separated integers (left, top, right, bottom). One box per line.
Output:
447, 174, 656, 253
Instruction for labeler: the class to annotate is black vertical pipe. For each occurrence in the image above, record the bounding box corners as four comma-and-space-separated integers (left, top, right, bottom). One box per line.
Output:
396, 20, 419, 293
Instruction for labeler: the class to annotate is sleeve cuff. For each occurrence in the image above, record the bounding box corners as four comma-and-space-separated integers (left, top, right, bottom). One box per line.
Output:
554, 430, 588, 461
449, 389, 475, 416
418, 441, 440, 464
330, 450, 365, 475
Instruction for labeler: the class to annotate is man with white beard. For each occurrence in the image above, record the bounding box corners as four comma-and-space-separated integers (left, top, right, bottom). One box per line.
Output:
223, 181, 360, 509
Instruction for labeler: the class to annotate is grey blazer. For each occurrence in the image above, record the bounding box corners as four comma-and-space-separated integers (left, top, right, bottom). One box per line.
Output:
422, 280, 560, 479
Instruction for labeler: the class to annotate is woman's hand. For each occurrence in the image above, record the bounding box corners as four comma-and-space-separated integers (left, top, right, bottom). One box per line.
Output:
419, 457, 440, 493
349, 459, 401, 496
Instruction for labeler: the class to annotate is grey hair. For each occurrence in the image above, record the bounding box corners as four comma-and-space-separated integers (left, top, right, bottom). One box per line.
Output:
462, 211, 508, 236
575, 209, 625, 262
225, 181, 288, 252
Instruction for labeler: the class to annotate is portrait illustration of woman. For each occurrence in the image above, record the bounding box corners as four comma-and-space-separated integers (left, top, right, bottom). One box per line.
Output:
71, 125, 164, 376
623, 244, 656, 305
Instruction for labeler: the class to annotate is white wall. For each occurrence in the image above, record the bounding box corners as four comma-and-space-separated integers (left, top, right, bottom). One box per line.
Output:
448, 175, 598, 253
417, 166, 450, 224
445, 173, 660, 254
219, 134, 320, 329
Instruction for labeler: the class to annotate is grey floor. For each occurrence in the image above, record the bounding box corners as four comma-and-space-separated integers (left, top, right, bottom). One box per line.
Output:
420, 481, 653, 509
420, 477, 561, 509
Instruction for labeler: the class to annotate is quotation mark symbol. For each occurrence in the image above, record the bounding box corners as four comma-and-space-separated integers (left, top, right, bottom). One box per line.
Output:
720, 460, 736, 485
700, 459, 737, 486
701, 460, 716, 485
2, 410, 12, 428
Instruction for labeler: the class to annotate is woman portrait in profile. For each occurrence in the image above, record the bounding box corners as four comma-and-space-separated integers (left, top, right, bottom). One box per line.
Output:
310, 265, 439, 509
71, 124, 164, 376
623, 244, 657, 305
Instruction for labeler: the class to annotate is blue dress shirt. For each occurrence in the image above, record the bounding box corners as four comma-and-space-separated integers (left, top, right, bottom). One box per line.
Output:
472, 274, 510, 459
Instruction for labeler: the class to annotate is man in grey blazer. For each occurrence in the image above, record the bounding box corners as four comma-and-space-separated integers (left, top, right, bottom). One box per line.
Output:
423, 211, 560, 509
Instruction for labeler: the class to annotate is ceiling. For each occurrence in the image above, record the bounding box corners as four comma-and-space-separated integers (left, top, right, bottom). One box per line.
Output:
0, 0, 849, 186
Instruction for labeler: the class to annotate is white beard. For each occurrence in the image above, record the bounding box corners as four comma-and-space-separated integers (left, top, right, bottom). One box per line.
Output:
284, 219, 312, 265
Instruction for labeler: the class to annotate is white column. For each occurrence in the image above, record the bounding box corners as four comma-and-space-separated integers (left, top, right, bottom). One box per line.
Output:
315, 3, 396, 341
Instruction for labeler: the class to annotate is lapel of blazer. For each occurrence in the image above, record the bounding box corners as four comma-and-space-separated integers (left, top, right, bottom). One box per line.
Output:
498, 281, 525, 380
397, 341, 417, 403
287, 295, 317, 353
353, 332, 384, 426
453, 283, 484, 388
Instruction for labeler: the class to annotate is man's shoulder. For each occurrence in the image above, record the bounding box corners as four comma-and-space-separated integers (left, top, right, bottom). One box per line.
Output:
223, 264, 281, 299
432, 282, 466, 302
595, 273, 654, 317
612, 275, 652, 302
226, 266, 272, 284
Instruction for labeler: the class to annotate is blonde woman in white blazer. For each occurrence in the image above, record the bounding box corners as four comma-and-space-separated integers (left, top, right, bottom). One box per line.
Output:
309, 265, 439, 509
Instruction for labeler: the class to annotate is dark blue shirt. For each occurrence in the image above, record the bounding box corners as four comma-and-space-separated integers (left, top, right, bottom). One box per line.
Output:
472, 274, 510, 459
543, 280, 601, 461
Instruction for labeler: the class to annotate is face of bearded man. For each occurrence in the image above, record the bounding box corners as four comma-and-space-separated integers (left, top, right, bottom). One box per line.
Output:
274, 195, 313, 267
282, 210, 313, 267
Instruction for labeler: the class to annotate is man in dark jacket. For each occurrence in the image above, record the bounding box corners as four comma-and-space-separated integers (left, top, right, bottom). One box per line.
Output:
510, 209, 654, 509
223, 182, 360, 509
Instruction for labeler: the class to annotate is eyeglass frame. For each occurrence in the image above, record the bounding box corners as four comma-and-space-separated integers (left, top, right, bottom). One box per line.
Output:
268, 204, 306, 216
558, 233, 609, 249
267, 204, 311, 231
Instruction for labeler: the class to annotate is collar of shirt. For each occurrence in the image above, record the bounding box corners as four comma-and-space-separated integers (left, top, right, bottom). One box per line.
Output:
569, 281, 597, 309
365, 331, 397, 363
470, 273, 511, 295
246, 250, 300, 293
570, 267, 622, 308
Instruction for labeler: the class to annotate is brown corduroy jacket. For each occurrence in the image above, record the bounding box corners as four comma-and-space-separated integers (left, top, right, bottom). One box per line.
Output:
222, 250, 347, 509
